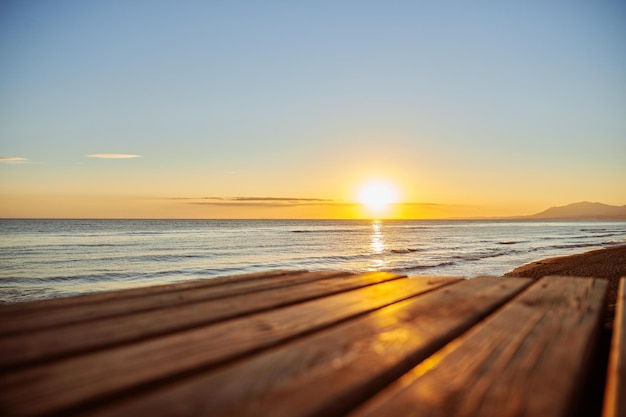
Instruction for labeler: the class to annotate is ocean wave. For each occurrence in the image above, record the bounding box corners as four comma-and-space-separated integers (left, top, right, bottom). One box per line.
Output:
602, 240, 626, 246
579, 228, 624, 233
570, 233, 623, 240
0, 267, 216, 285
71, 243, 125, 248
0, 272, 137, 284
11, 252, 226, 274
74, 253, 209, 264
389, 261, 456, 272
304, 253, 372, 263
458, 251, 514, 261
390, 248, 422, 254
3, 219, 625, 303
289, 228, 369, 234
548, 242, 609, 250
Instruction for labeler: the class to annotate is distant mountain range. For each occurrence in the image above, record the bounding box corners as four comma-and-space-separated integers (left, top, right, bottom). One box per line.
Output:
523, 202, 626, 220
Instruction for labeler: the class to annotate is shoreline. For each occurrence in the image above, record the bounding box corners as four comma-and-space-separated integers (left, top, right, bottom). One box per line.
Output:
505, 244, 626, 327
504, 244, 626, 280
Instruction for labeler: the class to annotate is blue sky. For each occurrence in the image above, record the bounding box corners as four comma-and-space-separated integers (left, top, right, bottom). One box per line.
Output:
1, 1, 624, 218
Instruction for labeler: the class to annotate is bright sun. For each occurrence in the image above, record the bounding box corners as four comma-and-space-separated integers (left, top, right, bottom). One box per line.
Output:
356, 180, 399, 215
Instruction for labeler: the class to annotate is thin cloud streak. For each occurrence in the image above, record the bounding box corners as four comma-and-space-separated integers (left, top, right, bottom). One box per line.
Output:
168, 196, 341, 207
190, 202, 326, 208
171, 196, 447, 209
86, 154, 142, 159
170, 197, 335, 202
0, 157, 30, 164
225, 197, 334, 202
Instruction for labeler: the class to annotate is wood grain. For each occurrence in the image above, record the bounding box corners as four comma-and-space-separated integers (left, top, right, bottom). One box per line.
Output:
0, 270, 345, 335
604, 277, 626, 417
0, 272, 406, 369
84, 277, 532, 417
0, 276, 454, 417
349, 276, 608, 417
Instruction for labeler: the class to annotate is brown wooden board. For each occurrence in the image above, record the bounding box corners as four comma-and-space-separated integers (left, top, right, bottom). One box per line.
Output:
0, 271, 407, 369
349, 276, 608, 417
604, 277, 626, 417
0, 276, 455, 417
83, 277, 532, 417
0, 271, 348, 336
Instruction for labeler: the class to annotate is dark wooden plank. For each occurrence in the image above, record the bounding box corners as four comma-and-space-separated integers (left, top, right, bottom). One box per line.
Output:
83, 277, 533, 417
0, 271, 407, 369
0, 270, 301, 314
0, 276, 456, 417
604, 277, 626, 417
349, 276, 608, 417
0, 270, 348, 336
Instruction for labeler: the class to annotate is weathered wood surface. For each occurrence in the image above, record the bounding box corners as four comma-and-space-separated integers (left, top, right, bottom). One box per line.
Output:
0, 271, 407, 369
0, 273, 455, 416
604, 277, 626, 417
348, 276, 608, 417
83, 277, 531, 417
0, 271, 612, 417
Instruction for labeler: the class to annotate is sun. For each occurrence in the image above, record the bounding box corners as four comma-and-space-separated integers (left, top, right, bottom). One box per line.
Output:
356, 180, 399, 216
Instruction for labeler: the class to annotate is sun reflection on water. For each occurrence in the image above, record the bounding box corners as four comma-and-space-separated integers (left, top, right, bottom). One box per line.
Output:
369, 220, 386, 270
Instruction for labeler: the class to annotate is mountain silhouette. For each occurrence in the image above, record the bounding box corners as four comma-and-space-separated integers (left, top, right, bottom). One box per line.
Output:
526, 202, 626, 219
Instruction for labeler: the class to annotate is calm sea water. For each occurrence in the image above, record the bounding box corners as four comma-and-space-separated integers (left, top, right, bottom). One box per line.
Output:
1, 219, 625, 303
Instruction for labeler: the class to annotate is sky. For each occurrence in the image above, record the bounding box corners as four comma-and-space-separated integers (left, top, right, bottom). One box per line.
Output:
1, 0, 624, 219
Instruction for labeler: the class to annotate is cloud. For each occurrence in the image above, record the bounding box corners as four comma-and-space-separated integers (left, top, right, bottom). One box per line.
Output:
169, 197, 449, 209
86, 154, 142, 159
229, 197, 334, 202
167, 197, 455, 213
0, 157, 30, 164
170, 196, 339, 207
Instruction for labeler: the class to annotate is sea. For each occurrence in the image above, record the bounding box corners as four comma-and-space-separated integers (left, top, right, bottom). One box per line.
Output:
1, 219, 625, 304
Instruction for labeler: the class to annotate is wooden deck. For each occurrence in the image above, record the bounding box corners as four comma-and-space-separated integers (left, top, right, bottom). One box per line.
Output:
0, 270, 622, 417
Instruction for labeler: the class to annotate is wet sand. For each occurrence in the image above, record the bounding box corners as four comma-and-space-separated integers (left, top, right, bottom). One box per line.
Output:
505, 244, 626, 327
505, 245, 626, 280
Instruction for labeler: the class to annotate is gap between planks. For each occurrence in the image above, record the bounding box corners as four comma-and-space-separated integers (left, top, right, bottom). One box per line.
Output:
604, 277, 626, 417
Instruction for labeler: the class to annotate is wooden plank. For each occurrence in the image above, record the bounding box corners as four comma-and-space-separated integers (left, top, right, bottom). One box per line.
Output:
348, 276, 608, 417
0, 270, 301, 314
604, 277, 626, 417
83, 277, 533, 417
0, 270, 348, 336
0, 271, 407, 369
0, 276, 456, 417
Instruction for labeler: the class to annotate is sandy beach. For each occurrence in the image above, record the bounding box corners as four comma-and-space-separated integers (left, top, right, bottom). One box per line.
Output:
506, 244, 626, 327
505, 244, 626, 280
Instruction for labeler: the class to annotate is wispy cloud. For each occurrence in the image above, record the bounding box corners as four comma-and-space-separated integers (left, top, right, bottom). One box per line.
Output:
227, 197, 334, 202
0, 157, 30, 164
86, 154, 142, 159
169, 196, 339, 207
166, 197, 453, 211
